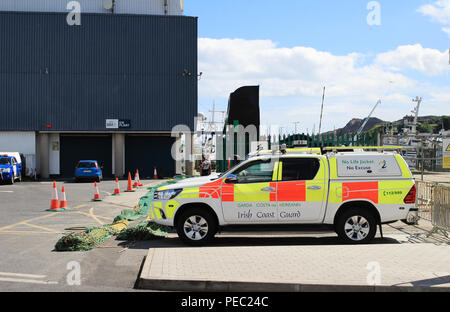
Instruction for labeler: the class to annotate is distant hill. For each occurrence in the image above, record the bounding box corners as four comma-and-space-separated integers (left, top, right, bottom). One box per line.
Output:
337, 117, 384, 136
322, 117, 384, 136
324, 115, 449, 136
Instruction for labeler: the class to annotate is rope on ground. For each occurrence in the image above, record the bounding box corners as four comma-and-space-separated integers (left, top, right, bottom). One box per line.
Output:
55, 176, 190, 252
55, 220, 129, 252
116, 221, 169, 241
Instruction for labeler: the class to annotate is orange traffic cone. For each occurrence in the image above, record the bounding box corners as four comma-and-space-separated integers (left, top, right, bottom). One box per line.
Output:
125, 172, 135, 192
60, 186, 68, 209
113, 178, 121, 196
92, 181, 102, 201
137, 170, 143, 187
47, 181, 64, 212
133, 171, 139, 188
153, 167, 158, 179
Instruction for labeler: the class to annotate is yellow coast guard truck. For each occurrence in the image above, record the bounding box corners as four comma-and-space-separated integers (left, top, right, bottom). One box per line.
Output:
150, 149, 418, 245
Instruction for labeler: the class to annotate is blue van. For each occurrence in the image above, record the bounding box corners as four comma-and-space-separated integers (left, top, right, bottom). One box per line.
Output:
0, 155, 22, 184
74, 160, 103, 182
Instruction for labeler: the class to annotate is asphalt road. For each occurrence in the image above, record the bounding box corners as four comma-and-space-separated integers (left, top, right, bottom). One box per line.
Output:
0, 179, 157, 292
0, 179, 447, 292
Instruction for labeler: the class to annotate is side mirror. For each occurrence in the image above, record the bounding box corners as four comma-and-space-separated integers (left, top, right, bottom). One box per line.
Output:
225, 174, 237, 184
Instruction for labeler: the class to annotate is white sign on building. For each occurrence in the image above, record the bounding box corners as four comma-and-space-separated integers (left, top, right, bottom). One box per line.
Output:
106, 119, 119, 129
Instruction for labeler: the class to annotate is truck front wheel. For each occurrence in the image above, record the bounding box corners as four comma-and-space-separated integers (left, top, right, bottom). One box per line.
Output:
176, 208, 217, 246
336, 208, 377, 244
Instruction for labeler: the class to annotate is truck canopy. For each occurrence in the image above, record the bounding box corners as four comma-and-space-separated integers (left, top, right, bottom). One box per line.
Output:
334, 153, 403, 177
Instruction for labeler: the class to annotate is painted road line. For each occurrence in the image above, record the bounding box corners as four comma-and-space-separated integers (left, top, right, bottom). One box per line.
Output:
88, 214, 112, 221
0, 213, 58, 232
0, 191, 13, 193
89, 207, 104, 225
75, 211, 111, 222
0, 231, 59, 235
72, 204, 87, 209
0, 272, 47, 279
0, 272, 58, 285
0, 277, 58, 285
22, 222, 61, 234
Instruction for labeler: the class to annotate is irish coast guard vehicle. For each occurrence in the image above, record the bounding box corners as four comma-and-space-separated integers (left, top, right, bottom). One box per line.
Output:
150, 146, 418, 245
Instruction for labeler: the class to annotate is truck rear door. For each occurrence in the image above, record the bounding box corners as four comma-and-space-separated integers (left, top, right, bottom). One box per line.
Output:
276, 156, 328, 223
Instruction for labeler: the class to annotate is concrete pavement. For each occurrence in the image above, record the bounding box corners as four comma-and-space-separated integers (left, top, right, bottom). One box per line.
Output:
139, 239, 450, 292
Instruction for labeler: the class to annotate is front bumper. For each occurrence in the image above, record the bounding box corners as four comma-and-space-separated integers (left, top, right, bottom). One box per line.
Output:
0, 172, 12, 180
150, 199, 175, 227
152, 218, 174, 227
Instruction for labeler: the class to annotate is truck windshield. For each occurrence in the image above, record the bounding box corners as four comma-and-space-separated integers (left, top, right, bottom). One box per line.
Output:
0, 158, 11, 165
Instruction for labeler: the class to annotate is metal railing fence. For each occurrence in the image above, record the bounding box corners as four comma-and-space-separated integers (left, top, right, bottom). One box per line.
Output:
416, 181, 449, 237
429, 185, 450, 238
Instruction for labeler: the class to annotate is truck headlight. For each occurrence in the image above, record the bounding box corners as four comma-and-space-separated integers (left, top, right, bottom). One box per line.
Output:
153, 189, 182, 200
1, 168, 11, 173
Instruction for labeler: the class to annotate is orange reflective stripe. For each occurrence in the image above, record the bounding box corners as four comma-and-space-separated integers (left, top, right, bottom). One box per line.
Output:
277, 181, 306, 202
270, 182, 277, 201
342, 182, 379, 204
199, 179, 222, 199
222, 183, 234, 202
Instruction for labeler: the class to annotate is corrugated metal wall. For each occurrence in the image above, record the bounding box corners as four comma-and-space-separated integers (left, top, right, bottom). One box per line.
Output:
0, 11, 197, 131
0, 0, 183, 16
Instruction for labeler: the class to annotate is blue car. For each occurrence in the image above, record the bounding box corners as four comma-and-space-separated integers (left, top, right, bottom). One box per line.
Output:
75, 160, 103, 182
0, 155, 22, 184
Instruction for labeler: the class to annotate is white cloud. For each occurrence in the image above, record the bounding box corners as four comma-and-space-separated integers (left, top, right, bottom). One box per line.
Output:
199, 38, 414, 99
443, 27, 450, 35
374, 44, 449, 76
418, 0, 450, 35
198, 38, 449, 132
418, 0, 450, 24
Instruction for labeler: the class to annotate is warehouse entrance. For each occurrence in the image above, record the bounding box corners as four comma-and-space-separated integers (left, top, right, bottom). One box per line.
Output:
125, 135, 175, 179
60, 134, 113, 178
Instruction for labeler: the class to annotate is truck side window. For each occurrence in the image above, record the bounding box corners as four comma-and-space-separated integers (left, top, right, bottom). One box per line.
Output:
281, 158, 320, 181
233, 160, 274, 184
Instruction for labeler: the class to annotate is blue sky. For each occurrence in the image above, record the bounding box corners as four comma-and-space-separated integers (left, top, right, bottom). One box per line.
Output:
186, 0, 447, 53
185, 0, 450, 133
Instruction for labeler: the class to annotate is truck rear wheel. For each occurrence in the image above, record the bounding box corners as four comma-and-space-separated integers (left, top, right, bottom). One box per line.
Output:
336, 207, 377, 244
176, 208, 217, 246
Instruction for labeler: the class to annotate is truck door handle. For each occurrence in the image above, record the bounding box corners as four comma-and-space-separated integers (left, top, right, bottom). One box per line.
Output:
307, 186, 322, 191
261, 187, 275, 192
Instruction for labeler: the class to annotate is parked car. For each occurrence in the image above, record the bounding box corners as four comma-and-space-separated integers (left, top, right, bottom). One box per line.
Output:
0, 154, 22, 184
74, 160, 103, 182
150, 148, 418, 246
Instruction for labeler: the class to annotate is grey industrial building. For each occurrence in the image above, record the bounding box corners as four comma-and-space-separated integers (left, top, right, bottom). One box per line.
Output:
0, 0, 197, 179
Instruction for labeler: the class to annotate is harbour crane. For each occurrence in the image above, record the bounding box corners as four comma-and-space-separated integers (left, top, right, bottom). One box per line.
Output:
354, 99, 381, 141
